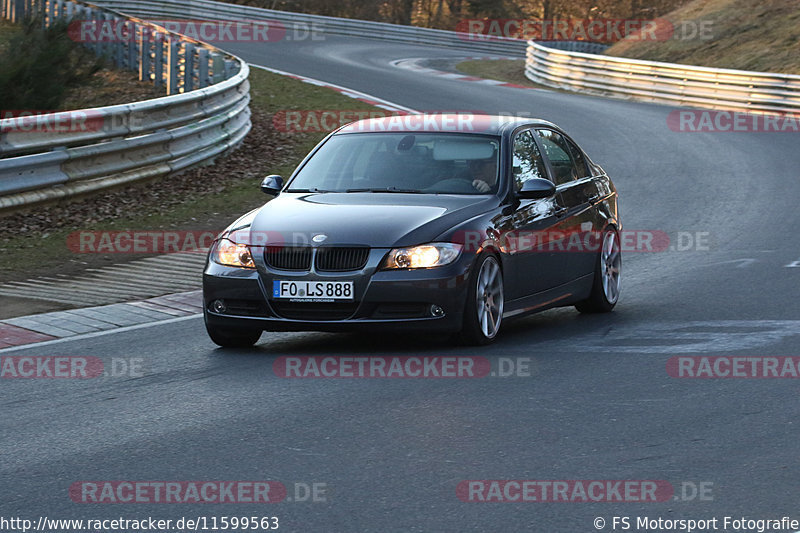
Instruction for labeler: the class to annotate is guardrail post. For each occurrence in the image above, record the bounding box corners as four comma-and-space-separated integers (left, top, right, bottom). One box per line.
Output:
126, 22, 138, 72
86, 8, 101, 56
210, 52, 224, 84
122, 20, 133, 69
114, 17, 125, 67
12, 0, 24, 22
101, 12, 113, 59
183, 42, 196, 92
166, 36, 180, 94
46, 0, 55, 27
197, 47, 209, 88
71, 3, 82, 26
224, 59, 236, 79
153, 31, 164, 90
138, 26, 151, 83
92, 9, 103, 56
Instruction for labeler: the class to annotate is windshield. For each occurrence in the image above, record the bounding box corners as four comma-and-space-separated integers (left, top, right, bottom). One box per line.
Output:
287, 133, 501, 195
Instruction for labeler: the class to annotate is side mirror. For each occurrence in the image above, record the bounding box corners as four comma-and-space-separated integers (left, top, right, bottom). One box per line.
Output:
517, 178, 556, 200
260, 175, 284, 195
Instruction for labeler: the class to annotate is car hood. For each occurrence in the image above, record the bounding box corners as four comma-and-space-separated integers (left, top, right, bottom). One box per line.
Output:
238, 192, 497, 248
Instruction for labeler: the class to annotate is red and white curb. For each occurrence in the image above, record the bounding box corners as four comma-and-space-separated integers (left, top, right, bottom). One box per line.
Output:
251, 63, 419, 114
0, 291, 202, 351
390, 56, 542, 90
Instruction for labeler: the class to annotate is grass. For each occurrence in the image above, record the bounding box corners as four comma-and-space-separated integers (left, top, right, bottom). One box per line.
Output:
458, 1, 800, 83
605, 0, 800, 74
0, 67, 381, 281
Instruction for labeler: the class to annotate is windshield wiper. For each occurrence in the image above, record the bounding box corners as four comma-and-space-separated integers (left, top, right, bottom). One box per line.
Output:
286, 187, 334, 193
345, 187, 423, 193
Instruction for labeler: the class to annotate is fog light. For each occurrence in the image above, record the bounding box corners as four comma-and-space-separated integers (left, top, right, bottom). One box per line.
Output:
212, 299, 226, 313
430, 304, 445, 317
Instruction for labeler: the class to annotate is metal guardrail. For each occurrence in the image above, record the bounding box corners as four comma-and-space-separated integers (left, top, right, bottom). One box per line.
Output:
90, 0, 531, 57
525, 41, 800, 115
0, 0, 250, 210
537, 41, 608, 55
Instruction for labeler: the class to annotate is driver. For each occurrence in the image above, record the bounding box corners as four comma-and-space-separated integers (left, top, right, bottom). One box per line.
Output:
470, 156, 498, 193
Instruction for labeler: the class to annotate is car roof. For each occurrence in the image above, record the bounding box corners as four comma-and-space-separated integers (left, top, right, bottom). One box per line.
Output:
334, 114, 560, 136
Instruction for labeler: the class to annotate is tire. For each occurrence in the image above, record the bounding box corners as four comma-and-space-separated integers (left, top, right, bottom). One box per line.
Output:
575, 226, 621, 313
460, 254, 504, 345
205, 313, 262, 348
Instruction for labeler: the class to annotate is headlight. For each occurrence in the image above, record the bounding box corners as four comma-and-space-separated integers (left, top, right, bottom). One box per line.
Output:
211, 238, 255, 268
383, 243, 462, 269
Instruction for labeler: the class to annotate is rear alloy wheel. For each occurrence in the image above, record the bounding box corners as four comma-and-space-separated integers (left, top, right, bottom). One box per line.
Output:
461, 254, 504, 345
204, 313, 262, 348
576, 227, 621, 313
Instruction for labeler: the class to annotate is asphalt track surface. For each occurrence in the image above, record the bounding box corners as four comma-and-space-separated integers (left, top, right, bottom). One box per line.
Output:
2, 34, 800, 532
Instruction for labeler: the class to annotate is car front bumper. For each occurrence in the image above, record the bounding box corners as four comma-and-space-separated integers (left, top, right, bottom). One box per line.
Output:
202, 249, 474, 333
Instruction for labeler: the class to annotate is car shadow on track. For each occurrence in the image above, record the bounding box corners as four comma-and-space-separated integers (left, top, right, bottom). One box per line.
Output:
208, 306, 626, 358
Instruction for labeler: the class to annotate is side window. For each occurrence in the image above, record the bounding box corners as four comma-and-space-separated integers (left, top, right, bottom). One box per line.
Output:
565, 139, 590, 179
512, 130, 547, 191
536, 129, 582, 185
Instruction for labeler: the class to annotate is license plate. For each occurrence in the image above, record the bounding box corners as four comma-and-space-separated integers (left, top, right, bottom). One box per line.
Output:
272, 280, 354, 301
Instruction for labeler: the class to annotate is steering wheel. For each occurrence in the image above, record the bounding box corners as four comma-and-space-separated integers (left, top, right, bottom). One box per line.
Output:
426, 178, 477, 193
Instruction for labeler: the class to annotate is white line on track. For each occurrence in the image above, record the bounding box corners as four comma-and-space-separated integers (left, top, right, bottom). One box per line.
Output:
250, 63, 420, 114
0, 314, 201, 354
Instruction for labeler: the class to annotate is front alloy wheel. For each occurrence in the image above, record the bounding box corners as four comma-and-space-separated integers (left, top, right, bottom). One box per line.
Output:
461, 254, 504, 345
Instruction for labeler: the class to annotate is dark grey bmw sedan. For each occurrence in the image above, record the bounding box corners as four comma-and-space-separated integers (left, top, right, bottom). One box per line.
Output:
203, 114, 620, 346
